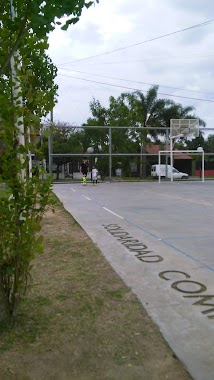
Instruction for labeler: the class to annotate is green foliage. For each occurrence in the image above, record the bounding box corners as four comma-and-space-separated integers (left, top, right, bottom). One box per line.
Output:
0, 0, 98, 324
0, 0, 99, 75
84, 87, 205, 177
0, 135, 53, 320
206, 135, 214, 153
41, 121, 85, 179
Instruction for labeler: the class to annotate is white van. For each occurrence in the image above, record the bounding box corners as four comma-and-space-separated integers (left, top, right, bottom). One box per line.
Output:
151, 164, 188, 179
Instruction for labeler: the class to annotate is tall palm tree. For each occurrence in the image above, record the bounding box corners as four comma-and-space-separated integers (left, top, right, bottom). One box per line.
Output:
84, 88, 206, 178
123, 86, 205, 177
123, 86, 173, 177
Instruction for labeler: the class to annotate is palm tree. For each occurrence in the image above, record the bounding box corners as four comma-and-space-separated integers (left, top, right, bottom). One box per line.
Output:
122, 86, 206, 177
123, 86, 174, 177
84, 88, 206, 178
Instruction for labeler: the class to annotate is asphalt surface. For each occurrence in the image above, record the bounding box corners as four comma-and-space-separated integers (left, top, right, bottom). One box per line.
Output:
53, 180, 214, 380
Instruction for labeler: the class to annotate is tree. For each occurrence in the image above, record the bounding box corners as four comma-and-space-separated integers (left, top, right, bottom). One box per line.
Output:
0, 0, 98, 75
122, 87, 206, 177
121, 87, 174, 177
84, 87, 206, 178
0, 0, 98, 324
203, 134, 214, 154
42, 121, 84, 179
84, 97, 137, 176
185, 131, 206, 151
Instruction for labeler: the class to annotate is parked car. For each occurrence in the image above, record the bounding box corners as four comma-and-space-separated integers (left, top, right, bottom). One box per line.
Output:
151, 164, 188, 179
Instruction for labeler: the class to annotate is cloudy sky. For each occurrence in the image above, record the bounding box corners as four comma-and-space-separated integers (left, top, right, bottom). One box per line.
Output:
48, 0, 214, 136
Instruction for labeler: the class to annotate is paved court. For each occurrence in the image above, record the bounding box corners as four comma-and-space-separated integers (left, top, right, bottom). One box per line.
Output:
53, 180, 214, 380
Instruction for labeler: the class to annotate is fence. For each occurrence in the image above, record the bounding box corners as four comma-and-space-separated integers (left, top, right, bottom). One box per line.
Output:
48, 125, 214, 181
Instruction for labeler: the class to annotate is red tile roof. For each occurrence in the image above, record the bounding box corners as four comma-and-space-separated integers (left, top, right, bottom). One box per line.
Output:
146, 145, 192, 159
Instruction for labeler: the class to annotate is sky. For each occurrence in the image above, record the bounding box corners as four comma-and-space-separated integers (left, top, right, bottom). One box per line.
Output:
48, 0, 214, 137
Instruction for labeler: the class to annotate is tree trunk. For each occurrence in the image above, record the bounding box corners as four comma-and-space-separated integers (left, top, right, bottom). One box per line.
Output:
142, 145, 147, 178
56, 164, 60, 180
0, 270, 9, 323
141, 129, 147, 178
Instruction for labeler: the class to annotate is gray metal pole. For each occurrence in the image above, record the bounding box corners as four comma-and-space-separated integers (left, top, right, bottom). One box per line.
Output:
165, 128, 169, 178
48, 109, 53, 175
202, 150, 205, 182
109, 126, 112, 181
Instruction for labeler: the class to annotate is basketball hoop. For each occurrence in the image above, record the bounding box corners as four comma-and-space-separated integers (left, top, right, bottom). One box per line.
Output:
169, 119, 199, 182
170, 119, 199, 138
181, 133, 187, 140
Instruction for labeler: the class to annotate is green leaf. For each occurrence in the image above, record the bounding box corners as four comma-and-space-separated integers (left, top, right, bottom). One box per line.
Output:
34, 244, 44, 254
6, 266, 14, 276
85, 2, 94, 9
61, 24, 68, 31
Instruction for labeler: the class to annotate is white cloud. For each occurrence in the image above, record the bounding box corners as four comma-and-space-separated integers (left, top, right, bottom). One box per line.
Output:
48, 0, 214, 135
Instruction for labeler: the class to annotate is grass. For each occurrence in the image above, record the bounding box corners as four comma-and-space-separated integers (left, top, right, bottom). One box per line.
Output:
0, 185, 9, 198
0, 199, 191, 380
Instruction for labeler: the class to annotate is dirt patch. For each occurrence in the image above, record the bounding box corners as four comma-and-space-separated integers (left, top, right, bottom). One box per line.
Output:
0, 203, 192, 380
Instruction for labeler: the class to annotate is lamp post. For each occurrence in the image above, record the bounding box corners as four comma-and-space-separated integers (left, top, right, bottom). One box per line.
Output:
87, 147, 94, 181
197, 146, 204, 182
139, 142, 143, 179
86, 147, 94, 154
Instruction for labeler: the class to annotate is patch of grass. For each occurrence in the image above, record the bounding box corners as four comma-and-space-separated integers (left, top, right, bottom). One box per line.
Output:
0, 312, 52, 353
29, 296, 52, 306
106, 289, 125, 299
0, 203, 192, 380
55, 294, 70, 301
49, 191, 62, 206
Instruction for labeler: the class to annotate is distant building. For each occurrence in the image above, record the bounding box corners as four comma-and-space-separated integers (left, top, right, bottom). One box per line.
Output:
146, 144, 193, 176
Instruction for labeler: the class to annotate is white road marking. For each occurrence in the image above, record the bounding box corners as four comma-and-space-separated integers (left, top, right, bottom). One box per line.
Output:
70, 188, 76, 192
82, 195, 91, 201
102, 207, 124, 219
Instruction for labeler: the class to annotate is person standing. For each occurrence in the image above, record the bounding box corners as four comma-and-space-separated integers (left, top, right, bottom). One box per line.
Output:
80, 157, 89, 185
92, 165, 98, 185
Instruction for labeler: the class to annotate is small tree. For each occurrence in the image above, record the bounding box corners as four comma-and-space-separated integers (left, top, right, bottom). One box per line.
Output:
0, 0, 98, 324
42, 121, 85, 179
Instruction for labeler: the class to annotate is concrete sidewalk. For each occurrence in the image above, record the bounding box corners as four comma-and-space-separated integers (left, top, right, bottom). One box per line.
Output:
53, 181, 214, 380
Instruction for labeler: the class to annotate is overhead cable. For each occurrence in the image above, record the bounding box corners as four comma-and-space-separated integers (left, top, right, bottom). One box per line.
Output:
58, 19, 214, 66
58, 68, 214, 96
58, 73, 214, 103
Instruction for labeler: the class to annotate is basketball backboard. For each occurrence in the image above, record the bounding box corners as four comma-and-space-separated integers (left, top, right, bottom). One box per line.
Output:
170, 119, 199, 138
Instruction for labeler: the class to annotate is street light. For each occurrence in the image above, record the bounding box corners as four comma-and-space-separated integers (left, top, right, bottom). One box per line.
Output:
87, 147, 94, 154
87, 147, 94, 181
197, 146, 203, 152
197, 146, 204, 182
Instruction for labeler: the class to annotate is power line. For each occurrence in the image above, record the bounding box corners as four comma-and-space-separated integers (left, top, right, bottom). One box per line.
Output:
58, 73, 214, 103
58, 68, 214, 96
58, 19, 214, 66
69, 52, 214, 66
